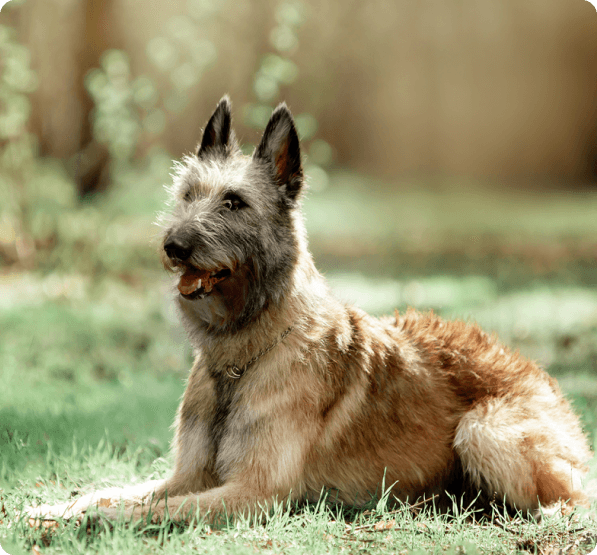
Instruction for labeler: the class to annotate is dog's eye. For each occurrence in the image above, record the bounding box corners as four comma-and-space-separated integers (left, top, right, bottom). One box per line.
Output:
222, 193, 247, 211
183, 190, 193, 202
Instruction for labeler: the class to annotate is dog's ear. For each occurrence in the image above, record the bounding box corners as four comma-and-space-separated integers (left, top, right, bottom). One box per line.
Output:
254, 103, 303, 202
198, 96, 238, 158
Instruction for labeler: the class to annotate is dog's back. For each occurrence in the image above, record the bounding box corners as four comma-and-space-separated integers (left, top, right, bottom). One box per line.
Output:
293, 306, 590, 512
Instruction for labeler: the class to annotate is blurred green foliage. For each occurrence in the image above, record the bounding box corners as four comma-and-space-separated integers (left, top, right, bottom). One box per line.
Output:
0, 0, 341, 274
0, 25, 37, 141
0, 22, 180, 273
0, 0, 228, 274
243, 0, 333, 192
85, 1, 223, 162
0, 23, 77, 270
86, 51, 151, 163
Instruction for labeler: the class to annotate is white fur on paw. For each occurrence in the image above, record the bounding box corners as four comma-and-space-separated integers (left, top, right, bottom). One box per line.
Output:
21, 502, 81, 529
22, 495, 123, 527
533, 502, 564, 521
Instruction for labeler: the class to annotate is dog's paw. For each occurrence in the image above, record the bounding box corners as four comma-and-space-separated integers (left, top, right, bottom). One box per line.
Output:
19, 502, 83, 530
21, 494, 120, 528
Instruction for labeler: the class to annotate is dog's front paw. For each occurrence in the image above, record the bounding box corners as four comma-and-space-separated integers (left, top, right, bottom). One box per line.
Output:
21, 493, 121, 528
20, 501, 84, 529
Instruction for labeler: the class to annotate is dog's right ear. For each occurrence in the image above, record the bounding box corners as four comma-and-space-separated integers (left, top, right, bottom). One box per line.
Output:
254, 103, 303, 203
197, 96, 236, 158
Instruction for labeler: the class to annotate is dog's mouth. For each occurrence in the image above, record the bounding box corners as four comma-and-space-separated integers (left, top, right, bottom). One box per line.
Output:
177, 266, 232, 300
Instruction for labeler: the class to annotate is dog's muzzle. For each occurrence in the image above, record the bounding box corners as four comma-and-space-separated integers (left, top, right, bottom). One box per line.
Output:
164, 235, 193, 264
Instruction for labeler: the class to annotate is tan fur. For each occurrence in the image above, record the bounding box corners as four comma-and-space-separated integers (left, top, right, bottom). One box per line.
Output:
27, 264, 592, 523
25, 99, 592, 527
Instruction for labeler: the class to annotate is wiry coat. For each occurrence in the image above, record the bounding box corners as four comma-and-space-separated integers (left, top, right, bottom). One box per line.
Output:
27, 97, 592, 525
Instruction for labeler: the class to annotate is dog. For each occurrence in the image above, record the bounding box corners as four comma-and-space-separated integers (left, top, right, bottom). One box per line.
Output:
26, 96, 592, 525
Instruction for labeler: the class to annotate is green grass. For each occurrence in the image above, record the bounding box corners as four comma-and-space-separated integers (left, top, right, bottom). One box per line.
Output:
1, 171, 597, 553
4, 485, 597, 555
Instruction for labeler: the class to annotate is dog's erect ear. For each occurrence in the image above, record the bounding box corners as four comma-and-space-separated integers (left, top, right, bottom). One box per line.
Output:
254, 103, 303, 202
197, 96, 237, 158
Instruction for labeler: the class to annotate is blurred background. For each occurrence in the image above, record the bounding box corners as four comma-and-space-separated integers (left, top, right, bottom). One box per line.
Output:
1, 0, 596, 484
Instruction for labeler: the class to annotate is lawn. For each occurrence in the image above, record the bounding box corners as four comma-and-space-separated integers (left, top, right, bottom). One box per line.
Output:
1, 172, 596, 554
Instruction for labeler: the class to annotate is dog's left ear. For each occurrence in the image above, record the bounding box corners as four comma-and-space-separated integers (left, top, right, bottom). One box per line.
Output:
254, 103, 303, 202
198, 96, 238, 158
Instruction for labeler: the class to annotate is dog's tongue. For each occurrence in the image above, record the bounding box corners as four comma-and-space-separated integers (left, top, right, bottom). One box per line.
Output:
178, 268, 210, 295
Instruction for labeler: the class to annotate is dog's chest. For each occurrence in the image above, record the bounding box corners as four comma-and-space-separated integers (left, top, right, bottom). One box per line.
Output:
176, 363, 252, 481
205, 371, 258, 478
208, 373, 237, 456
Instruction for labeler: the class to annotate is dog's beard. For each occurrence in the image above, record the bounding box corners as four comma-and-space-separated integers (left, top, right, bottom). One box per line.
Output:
176, 264, 261, 334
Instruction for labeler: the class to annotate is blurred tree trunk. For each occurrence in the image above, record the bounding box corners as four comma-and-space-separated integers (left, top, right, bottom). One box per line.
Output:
25, 0, 116, 194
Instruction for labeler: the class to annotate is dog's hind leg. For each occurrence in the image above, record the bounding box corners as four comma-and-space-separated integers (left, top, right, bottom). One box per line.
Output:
453, 395, 590, 514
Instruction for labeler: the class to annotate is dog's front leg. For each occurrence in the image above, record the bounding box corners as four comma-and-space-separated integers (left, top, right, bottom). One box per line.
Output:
100, 401, 314, 524
25, 361, 217, 525
24, 479, 168, 522
24, 471, 214, 524
98, 481, 292, 524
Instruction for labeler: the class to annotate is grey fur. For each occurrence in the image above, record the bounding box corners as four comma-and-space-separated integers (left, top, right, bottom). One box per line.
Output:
159, 98, 304, 338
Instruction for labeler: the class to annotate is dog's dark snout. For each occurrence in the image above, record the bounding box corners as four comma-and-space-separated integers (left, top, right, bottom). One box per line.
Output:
164, 235, 193, 262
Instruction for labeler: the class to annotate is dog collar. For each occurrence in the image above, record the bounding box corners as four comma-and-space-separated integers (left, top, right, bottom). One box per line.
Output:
225, 326, 294, 379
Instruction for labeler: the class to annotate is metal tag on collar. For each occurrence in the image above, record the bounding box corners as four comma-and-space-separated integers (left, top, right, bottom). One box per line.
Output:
226, 365, 243, 379
224, 326, 293, 380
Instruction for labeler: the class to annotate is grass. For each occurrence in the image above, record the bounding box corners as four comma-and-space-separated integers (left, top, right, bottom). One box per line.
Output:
3, 486, 597, 555
1, 171, 597, 553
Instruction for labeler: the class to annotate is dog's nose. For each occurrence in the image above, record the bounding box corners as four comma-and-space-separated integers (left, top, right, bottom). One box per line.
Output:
164, 236, 193, 262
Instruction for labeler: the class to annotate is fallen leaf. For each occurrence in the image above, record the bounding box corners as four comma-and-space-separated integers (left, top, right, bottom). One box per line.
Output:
28, 519, 59, 531
538, 546, 562, 555
374, 519, 396, 531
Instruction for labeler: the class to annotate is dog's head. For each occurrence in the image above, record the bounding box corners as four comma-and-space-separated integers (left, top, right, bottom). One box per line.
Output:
158, 96, 306, 333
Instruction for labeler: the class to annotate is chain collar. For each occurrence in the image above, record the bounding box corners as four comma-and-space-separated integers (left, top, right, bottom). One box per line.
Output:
225, 327, 293, 379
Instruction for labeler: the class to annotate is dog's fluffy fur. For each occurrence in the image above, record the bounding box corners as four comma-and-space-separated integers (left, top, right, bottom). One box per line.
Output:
27, 97, 592, 525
